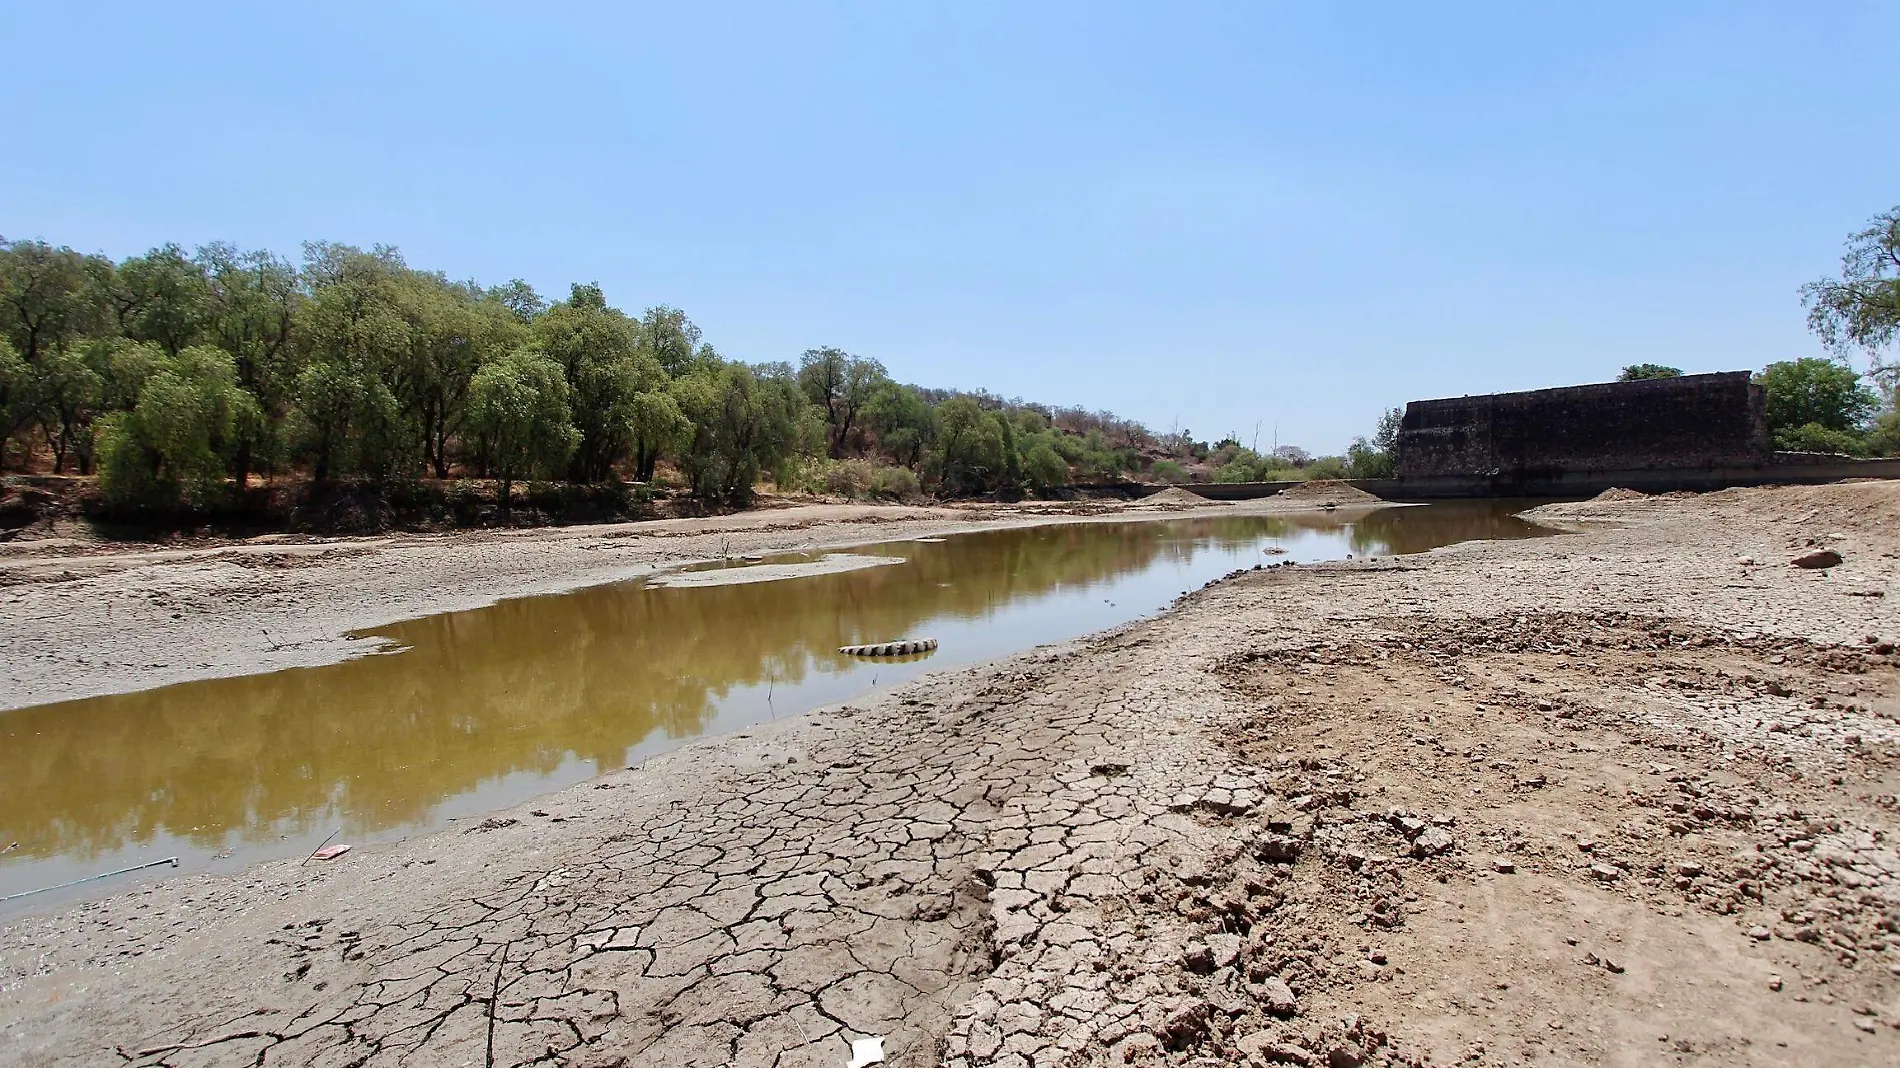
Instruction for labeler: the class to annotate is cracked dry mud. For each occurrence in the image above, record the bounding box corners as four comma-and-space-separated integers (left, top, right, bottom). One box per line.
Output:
3, 481, 1899, 1067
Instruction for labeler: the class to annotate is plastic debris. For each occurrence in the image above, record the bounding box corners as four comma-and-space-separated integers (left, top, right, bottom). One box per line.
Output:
847, 1036, 885, 1067
839, 638, 937, 657
310, 844, 352, 861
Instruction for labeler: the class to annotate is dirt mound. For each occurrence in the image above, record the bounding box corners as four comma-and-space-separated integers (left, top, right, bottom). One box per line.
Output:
1592, 487, 1649, 502
1140, 486, 1220, 508
1274, 479, 1383, 506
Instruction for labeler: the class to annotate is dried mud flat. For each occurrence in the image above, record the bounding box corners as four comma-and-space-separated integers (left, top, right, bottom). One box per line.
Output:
2, 482, 1898, 1067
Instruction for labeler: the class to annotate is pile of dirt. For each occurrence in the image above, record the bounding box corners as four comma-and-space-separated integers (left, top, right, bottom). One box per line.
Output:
1140, 486, 1221, 508
1274, 479, 1383, 507
1592, 486, 1649, 502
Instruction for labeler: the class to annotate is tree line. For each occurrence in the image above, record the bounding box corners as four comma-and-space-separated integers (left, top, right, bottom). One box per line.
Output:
2, 237, 1267, 510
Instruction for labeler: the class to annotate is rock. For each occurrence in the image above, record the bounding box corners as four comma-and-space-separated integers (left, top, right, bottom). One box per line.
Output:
1791, 549, 1843, 569
1768, 975, 1783, 992
1412, 827, 1455, 858
1746, 925, 1772, 941
1490, 858, 1516, 874
1257, 835, 1304, 862
1183, 942, 1217, 974
1588, 863, 1623, 882
1207, 933, 1244, 969
1676, 862, 1704, 877
1257, 976, 1299, 1018
1236, 1032, 1311, 1067
1156, 1001, 1214, 1051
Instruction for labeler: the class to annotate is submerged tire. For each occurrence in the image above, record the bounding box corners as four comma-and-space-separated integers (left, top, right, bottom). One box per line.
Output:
839, 638, 939, 657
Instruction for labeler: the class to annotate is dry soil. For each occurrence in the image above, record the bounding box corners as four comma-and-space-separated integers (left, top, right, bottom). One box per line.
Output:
0, 482, 1896, 1067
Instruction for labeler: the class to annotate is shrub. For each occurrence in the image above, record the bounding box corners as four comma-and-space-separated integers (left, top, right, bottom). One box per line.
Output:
1774, 422, 1867, 456
867, 464, 921, 500
1150, 460, 1188, 484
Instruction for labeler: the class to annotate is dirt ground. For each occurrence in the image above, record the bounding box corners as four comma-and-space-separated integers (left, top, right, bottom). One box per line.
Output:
1, 481, 1897, 1067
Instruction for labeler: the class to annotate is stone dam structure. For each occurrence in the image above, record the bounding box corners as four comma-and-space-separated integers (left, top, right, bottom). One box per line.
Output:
1126, 370, 1900, 501
1391, 371, 1780, 495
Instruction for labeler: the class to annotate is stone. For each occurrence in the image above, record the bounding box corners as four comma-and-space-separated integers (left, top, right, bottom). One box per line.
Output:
1490, 857, 1516, 874
1588, 863, 1623, 881
1182, 942, 1217, 974
1326, 1047, 1366, 1068
1411, 827, 1455, 858
1257, 976, 1299, 1018
1257, 835, 1304, 862
1768, 975, 1783, 992
1156, 1001, 1214, 1051
1791, 549, 1843, 569
1746, 926, 1771, 941
1206, 933, 1244, 969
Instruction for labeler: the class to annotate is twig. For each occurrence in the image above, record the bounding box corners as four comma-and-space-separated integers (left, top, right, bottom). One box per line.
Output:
300, 827, 342, 866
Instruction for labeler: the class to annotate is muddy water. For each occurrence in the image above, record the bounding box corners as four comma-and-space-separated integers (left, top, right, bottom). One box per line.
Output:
0, 502, 1554, 907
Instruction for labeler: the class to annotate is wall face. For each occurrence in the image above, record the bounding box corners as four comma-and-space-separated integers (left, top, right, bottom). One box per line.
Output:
1396, 372, 1770, 479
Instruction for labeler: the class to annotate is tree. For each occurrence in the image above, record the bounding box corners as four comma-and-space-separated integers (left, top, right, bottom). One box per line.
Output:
0, 340, 29, 467
465, 348, 578, 508
1022, 442, 1068, 491
864, 382, 934, 466
627, 387, 689, 483
533, 283, 654, 483
797, 347, 887, 458
197, 244, 300, 482
1755, 358, 1878, 440
675, 361, 804, 503
96, 346, 261, 508
1802, 206, 1900, 397
1618, 364, 1682, 381
295, 243, 415, 479
1345, 406, 1402, 478
112, 244, 210, 355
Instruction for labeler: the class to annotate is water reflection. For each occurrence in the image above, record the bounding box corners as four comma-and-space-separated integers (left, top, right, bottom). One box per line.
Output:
0, 502, 1555, 902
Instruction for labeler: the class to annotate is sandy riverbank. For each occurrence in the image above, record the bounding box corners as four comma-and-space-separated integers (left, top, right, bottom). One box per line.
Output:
1, 482, 1896, 1067
0, 490, 1354, 711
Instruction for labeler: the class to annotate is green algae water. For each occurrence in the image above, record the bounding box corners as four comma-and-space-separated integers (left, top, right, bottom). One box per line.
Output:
0, 502, 1554, 909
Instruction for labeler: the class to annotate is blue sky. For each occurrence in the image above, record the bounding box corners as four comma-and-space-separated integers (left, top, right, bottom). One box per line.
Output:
3, 3, 1895, 451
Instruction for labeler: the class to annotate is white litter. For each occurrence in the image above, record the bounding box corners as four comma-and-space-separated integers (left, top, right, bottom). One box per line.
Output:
847, 1036, 885, 1067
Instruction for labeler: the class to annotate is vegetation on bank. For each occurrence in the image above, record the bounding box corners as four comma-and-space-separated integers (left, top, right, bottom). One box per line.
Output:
0, 238, 1399, 517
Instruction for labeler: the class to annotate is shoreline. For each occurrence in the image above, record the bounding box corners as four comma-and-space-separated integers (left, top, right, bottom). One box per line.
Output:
0, 494, 1367, 712
5, 481, 1893, 1066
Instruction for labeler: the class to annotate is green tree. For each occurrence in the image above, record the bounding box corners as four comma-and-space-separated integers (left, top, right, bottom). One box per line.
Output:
197, 244, 301, 482
295, 243, 415, 479
0, 340, 29, 466
1618, 364, 1682, 381
533, 283, 655, 483
675, 361, 804, 503
1345, 406, 1402, 478
465, 348, 578, 508
1022, 442, 1068, 491
96, 346, 262, 508
627, 387, 690, 483
797, 347, 888, 458
1755, 358, 1878, 438
865, 382, 935, 466
112, 244, 210, 355
1802, 206, 1900, 397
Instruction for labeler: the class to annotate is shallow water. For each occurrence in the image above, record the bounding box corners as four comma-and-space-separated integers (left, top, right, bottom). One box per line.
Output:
0, 501, 1557, 908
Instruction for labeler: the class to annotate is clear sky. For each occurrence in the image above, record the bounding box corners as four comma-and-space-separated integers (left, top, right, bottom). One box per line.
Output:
3, 2, 1895, 452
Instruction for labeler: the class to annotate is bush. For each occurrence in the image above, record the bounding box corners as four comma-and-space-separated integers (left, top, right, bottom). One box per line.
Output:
867, 464, 921, 500
1022, 443, 1069, 490
823, 458, 875, 497
1150, 459, 1187, 484
1774, 422, 1867, 456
